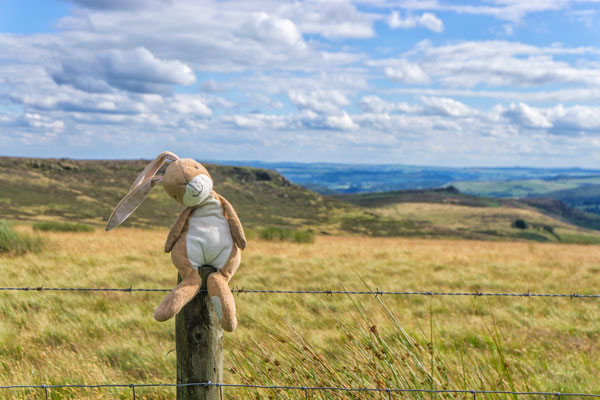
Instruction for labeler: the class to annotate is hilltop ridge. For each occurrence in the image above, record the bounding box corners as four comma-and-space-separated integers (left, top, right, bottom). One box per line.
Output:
0, 156, 375, 234
2, 157, 600, 244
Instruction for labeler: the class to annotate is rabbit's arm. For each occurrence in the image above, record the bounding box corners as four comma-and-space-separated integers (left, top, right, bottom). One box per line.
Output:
164, 207, 195, 253
215, 192, 246, 250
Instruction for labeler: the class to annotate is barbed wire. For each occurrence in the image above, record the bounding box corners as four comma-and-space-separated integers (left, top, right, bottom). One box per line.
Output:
0, 381, 598, 399
0, 285, 599, 298
0, 286, 170, 292
2, 381, 600, 399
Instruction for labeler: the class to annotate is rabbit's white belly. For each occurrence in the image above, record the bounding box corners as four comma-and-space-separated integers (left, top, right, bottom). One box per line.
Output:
185, 197, 233, 270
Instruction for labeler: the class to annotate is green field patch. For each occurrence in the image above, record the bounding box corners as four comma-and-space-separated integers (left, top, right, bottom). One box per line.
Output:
33, 221, 95, 232
0, 220, 43, 255
558, 232, 600, 245
256, 226, 315, 243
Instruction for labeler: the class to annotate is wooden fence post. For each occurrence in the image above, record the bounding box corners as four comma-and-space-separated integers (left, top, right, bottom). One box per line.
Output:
176, 265, 224, 400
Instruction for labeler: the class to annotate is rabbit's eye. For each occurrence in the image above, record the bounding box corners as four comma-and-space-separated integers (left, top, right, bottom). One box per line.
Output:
195, 166, 199, 170
173, 195, 177, 199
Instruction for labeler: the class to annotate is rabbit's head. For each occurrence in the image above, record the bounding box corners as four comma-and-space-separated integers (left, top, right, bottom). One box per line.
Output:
105, 151, 213, 231
163, 158, 213, 207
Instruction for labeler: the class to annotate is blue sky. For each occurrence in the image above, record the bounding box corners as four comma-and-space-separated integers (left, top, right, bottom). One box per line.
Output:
1, 0, 600, 167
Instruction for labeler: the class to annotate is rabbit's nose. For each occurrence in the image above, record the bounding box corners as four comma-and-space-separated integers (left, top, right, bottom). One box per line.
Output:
182, 174, 213, 206
188, 182, 203, 195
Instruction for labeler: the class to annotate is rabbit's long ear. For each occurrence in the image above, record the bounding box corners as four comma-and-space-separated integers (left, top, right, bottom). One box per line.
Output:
130, 151, 179, 191
106, 176, 163, 231
106, 152, 179, 231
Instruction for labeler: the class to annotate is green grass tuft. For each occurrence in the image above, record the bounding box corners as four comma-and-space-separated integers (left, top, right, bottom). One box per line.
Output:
33, 221, 94, 232
0, 220, 43, 255
558, 233, 600, 245
257, 227, 315, 243
292, 229, 314, 243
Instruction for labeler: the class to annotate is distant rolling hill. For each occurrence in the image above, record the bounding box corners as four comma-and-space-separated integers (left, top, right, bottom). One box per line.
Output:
452, 175, 600, 198
453, 176, 600, 216
335, 186, 500, 208
2, 157, 600, 244
536, 184, 600, 214
337, 186, 600, 243
218, 161, 600, 217
217, 160, 600, 194
0, 156, 378, 235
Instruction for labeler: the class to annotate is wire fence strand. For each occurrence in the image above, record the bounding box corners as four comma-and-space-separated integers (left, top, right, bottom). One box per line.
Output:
0, 286, 599, 298
1, 382, 599, 398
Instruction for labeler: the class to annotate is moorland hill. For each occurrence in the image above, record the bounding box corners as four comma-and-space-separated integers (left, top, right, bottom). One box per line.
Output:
2, 156, 600, 243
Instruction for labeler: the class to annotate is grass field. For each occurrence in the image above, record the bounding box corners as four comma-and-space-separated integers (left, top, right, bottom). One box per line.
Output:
454, 176, 600, 199
373, 202, 600, 243
1, 226, 599, 399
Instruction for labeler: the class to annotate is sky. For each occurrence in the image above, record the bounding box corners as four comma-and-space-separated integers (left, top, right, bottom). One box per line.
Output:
1, 0, 600, 167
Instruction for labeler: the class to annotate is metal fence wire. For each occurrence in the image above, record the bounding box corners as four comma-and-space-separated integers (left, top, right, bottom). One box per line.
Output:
1, 382, 600, 400
1, 286, 599, 298
2, 285, 599, 398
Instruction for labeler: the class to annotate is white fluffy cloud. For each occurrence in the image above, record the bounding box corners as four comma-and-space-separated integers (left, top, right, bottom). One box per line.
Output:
54, 3, 332, 72
326, 111, 358, 130
502, 102, 600, 133
101, 48, 196, 86
288, 89, 350, 114
387, 12, 444, 32
281, 0, 376, 38
285, 89, 359, 131
550, 105, 600, 132
170, 96, 213, 117
52, 47, 196, 94
421, 96, 476, 117
223, 113, 287, 129
242, 12, 308, 51
359, 95, 423, 114
383, 61, 430, 85
502, 102, 552, 129
223, 109, 358, 131
376, 40, 600, 89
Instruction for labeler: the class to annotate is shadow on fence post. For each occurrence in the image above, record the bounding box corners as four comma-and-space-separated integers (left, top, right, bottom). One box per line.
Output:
176, 265, 223, 400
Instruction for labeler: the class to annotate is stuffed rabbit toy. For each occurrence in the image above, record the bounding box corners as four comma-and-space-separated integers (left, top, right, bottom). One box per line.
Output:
105, 151, 246, 332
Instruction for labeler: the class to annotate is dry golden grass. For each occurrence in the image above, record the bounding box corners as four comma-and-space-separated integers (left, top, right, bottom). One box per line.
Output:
1, 227, 600, 398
